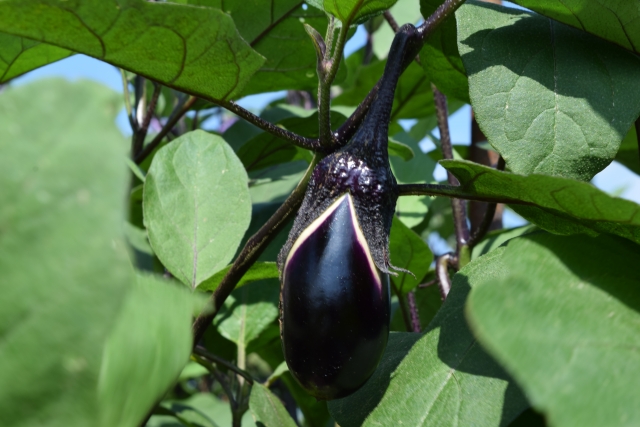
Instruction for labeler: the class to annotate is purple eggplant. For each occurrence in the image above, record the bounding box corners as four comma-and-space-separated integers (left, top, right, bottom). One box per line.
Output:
278, 24, 419, 400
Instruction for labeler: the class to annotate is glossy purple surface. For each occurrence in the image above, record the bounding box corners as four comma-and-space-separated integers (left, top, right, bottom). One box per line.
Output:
282, 196, 390, 400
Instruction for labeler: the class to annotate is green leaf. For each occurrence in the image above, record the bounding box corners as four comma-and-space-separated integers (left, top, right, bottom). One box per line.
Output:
511, 0, 640, 55
144, 130, 251, 289
198, 262, 280, 293
249, 160, 307, 204
0, 79, 130, 425
214, 280, 280, 350
372, 0, 422, 59
0, 34, 72, 83
464, 232, 640, 427
442, 159, 640, 246
616, 124, 640, 175
249, 383, 297, 427
311, 0, 398, 26
391, 132, 437, 227
388, 138, 414, 161
153, 393, 255, 427
98, 274, 200, 427
329, 284, 527, 426
335, 59, 434, 120
471, 225, 537, 260
389, 217, 433, 294
457, 2, 640, 180
0, 0, 264, 100
280, 372, 331, 427
390, 283, 442, 332
419, 0, 469, 102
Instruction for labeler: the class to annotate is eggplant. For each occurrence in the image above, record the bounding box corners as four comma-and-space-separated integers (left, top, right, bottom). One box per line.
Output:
278, 24, 419, 400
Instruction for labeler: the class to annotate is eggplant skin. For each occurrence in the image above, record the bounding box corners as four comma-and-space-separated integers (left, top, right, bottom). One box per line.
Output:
282, 194, 390, 400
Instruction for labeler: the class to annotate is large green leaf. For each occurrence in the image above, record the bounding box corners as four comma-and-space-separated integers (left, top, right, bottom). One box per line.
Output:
0, 34, 72, 82
441, 160, 640, 245
511, 0, 640, 55
308, 0, 397, 26
143, 130, 251, 289
419, 0, 469, 102
389, 216, 433, 294
329, 283, 527, 426
249, 383, 297, 427
464, 232, 640, 427
98, 273, 201, 427
213, 280, 280, 351
0, 79, 129, 426
187, 0, 339, 95
0, 0, 264, 100
457, 2, 640, 181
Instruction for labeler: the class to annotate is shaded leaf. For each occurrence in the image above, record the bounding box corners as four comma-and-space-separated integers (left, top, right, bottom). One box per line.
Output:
0, 79, 129, 425
471, 225, 537, 259
616, 124, 640, 175
335, 59, 434, 120
152, 393, 255, 427
419, 0, 469, 102
464, 232, 640, 427
457, 2, 640, 180
388, 138, 414, 161
329, 283, 527, 426
98, 274, 201, 427
249, 160, 307, 204
198, 262, 280, 293
0, 34, 72, 82
442, 159, 640, 245
0, 0, 264, 100
144, 130, 251, 289
214, 280, 280, 350
249, 383, 297, 427
511, 0, 640, 55
187, 0, 342, 94
389, 216, 433, 294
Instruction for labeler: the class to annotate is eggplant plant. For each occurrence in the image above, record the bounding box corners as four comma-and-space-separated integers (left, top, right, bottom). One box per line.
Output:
2, 0, 640, 427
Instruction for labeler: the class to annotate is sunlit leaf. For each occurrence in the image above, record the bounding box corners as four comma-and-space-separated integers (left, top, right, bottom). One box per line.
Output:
329, 284, 527, 426
457, 2, 640, 180
0, 79, 129, 425
442, 160, 640, 245
0, 34, 72, 83
144, 130, 251, 289
0, 0, 264, 100
198, 262, 279, 293
465, 232, 640, 427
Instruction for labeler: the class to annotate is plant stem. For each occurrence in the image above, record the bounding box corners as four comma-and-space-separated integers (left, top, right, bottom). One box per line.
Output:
407, 290, 421, 332
383, 10, 400, 33
132, 82, 161, 156
467, 156, 505, 248
392, 282, 413, 332
432, 84, 470, 264
193, 354, 238, 408
192, 154, 322, 346
120, 69, 136, 131
134, 96, 197, 164
193, 346, 254, 385
436, 254, 453, 300
215, 99, 322, 151
416, 0, 466, 43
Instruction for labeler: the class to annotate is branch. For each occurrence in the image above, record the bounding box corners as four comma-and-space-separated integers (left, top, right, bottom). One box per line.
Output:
134, 96, 197, 164
215, 99, 322, 151
132, 82, 161, 156
432, 85, 470, 259
383, 10, 401, 33
416, 0, 466, 43
407, 290, 421, 333
467, 156, 505, 248
194, 346, 254, 385
436, 254, 453, 300
192, 155, 321, 346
